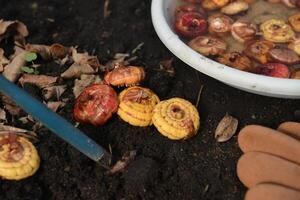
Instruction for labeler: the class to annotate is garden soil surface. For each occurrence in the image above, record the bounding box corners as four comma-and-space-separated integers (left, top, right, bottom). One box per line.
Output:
1, 0, 300, 200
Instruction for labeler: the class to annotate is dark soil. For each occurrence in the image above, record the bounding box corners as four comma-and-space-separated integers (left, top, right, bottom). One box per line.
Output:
0, 0, 300, 200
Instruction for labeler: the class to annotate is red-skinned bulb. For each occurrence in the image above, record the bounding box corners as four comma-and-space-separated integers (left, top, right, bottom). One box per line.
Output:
73, 84, 119, 126
175, 11, 207, 38
258, 63, 290, 78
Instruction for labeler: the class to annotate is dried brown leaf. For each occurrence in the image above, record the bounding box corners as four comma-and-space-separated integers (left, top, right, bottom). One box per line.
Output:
46, 101, 66, 112
19, 74, 58, 89
106, 150, 137, 175
0, 48, 9, 72
61, 48, 101, 78
0, 108, 6, 122
19, 115, 43, 132
73, 74, 102, 98
215, 114, 238, 142
0, 20, 28, 36
61, 62, 97, 79
57, 55, 71, 66
42, 85, 67, 101
71, 48, 99, 65
87, 57, 101, 69
0, 19, 28, 45
32, 122, 43, 132
1, 95, 22, 116
2, 48, 27, 82
9, 45, 26, 59
18, 115, 33, 124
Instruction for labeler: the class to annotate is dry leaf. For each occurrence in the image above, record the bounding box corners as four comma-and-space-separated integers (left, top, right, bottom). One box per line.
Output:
0, 19, 28, 45
131, 42, 144, 54
42, 85, 67, 101
73, 74, 102, 98
46, 101, 66, 112
61, 48, 101, 78
19, 115, 43, 132
19, 74, 58, 88
106, 150, 137, 175
32, 121, 43, 132
61, 62, 97, 79
71, 47, 100, 66
215, 114, 238, 142
0, 19, 28, 36
10, 45, 26, 60
0, 48, 9, 72
0, 108, 6, 122
2, 48, 27, 82
57, 55, 71, 66
18, 115, 34, 124
1, 95, 22, 116
71, 47, 87, 63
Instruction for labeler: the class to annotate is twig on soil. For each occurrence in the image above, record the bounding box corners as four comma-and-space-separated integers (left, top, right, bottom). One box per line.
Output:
203, 184, 210, 194
103, 0, 111, 18
131, 42, 144, 54
74, 122, 80, 128
195, 70, 204, 108
196, 85, 204, 108
108, 144, 112, 166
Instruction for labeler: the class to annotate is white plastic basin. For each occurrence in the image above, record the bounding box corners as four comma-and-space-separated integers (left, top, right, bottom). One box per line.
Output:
151, 0, 300, 99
